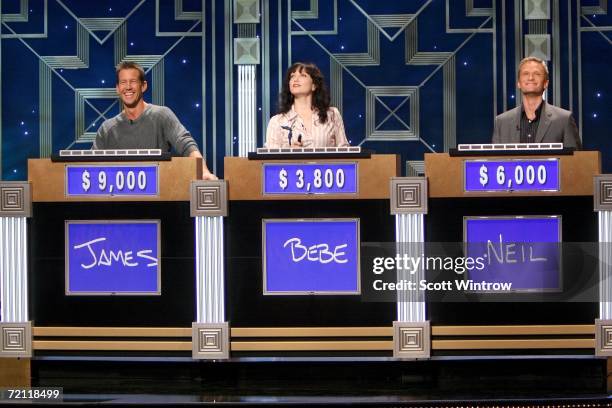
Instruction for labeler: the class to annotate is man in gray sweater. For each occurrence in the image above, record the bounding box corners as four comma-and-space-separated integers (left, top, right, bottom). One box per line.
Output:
94, 61, 217, 180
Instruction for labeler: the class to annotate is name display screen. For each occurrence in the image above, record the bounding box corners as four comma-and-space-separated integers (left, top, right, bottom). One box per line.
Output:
65, 220, 161, 295
263, 219, 360, 294
263, 163, 358, 195
464, 159, 560, 192
66, 165, 159, 197
463, 216, 561, 291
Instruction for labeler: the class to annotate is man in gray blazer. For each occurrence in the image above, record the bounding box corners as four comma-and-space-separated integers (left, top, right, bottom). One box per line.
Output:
492, 56, 581, 149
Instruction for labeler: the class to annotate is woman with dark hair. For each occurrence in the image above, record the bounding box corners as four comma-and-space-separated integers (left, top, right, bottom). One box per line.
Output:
265, 62, 349, 148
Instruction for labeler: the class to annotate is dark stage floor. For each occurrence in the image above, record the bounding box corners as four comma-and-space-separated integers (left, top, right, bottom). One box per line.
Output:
17, 355, 611, 406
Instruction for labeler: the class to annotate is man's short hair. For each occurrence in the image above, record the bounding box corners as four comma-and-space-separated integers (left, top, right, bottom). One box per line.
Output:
518, 56, 549, 80
116, 61, 146, 84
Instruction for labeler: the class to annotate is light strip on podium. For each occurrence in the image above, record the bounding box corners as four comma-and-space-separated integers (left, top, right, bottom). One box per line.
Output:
457, 143, 564, 151
59, 149, 163, 157
256, 147, 361, 154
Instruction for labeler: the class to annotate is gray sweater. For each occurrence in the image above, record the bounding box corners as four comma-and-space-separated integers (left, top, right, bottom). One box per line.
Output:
93, 104, 199, 156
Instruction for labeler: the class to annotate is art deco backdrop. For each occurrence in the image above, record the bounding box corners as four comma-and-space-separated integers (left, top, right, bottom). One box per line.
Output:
1, 0, 610, 179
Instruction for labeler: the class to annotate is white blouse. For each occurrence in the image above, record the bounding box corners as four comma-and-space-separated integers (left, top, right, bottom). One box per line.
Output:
265, 106, 349, 148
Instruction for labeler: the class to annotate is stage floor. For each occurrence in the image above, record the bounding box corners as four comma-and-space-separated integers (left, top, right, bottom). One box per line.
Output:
27, 356, 610, 406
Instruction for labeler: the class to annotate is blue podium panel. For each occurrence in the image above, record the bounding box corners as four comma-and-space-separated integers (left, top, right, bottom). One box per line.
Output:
263, 163, 358, 195
263, 219, 360, 295
66, 165, 159, 197
464, 216, 561, 292
464, 159, 560, 192
66, 220, 161, 295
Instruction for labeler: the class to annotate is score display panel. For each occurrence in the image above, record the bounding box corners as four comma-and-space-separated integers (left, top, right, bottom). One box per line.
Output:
464, 159, 560, 192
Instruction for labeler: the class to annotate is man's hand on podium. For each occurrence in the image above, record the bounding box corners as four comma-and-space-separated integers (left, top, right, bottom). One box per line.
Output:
189, 149, 218, 180
202, 170, 218, 181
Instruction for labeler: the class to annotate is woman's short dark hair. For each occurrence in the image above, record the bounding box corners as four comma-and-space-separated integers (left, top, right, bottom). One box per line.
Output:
278, 62, 331, 124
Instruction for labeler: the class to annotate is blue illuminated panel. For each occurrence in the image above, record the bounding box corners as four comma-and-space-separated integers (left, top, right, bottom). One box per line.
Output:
464, 216, 561, 291
464, 159, 559, 192
263, 163, 357, 195
66, 165, 159, 197
263, 219, 360, 294
65, 220, 161, 295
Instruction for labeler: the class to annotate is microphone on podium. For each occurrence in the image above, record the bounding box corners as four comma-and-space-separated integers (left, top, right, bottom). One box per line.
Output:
281, 125, 293, 146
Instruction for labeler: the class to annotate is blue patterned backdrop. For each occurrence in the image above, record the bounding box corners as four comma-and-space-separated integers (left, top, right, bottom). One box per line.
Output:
1, 0, 610, 179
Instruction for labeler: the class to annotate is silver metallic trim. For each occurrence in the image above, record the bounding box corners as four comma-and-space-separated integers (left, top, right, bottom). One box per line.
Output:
515, 0, 523, 106
211, 0, 217, 173
502, 0, 507, 111
191, 181, 228, 217
39, 61, 53, 158
0, 182, 31, 218
234, 0, 260, 23
390, 177, 428, 215
492, 0, 497, 118
192, 322, 229, 359
577, 0, 583, 140
567, 0, 573, 113
194, 216, 225, 323
330, 58, 343, 114
581, 0, 608, 15
0, 322, 32, 358
594, 176, 612, 211
524, 0, 551, 19
237, 65, 257, 156
552, 0, 560, 106
393, 321, 430, 359
395, 214, 426, 323
225, 0, 234, 157
598, 211, 612, 320
262, 0, 271, 144
595, 319, 612, 356
443, 55, 456, 151
406, 161, 425, 177
234, 38, 260, 65
0, 217, 28, 322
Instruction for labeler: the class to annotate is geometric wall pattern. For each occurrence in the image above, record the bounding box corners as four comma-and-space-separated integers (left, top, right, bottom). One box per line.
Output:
1, 0, 611, 180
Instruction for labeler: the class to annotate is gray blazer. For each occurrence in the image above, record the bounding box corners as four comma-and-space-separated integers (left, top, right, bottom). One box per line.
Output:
492, 101, 581, 148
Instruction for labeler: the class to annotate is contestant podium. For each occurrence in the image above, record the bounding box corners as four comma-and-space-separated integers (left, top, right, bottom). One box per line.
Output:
0, 153, 232, 377
423, 150, 602, 353
223, 152, 403, 356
